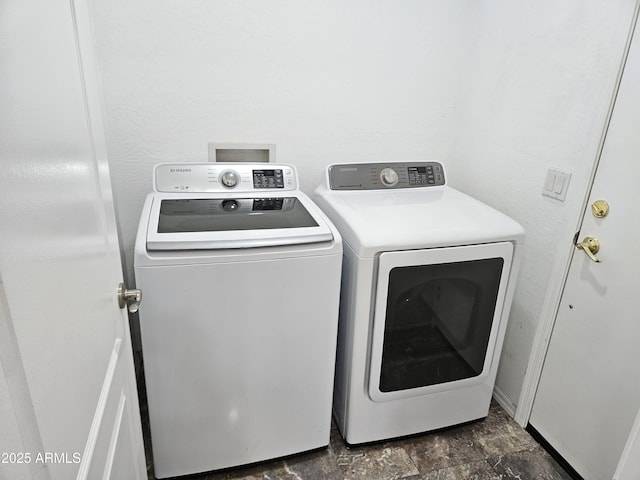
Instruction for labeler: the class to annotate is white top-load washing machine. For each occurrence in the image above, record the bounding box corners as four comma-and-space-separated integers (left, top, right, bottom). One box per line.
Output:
312, 161, 525, 445
134, 163, 342, 478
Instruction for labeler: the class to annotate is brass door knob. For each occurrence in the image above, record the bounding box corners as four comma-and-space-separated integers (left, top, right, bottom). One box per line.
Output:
575, 236, 602, 263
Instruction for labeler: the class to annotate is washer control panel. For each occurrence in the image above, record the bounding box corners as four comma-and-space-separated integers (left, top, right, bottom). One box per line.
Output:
154, 163, 297, 192
328, 162, 445, 190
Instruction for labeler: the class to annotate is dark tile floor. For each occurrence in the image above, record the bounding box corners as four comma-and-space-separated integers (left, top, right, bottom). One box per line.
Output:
146, 402, 572, 480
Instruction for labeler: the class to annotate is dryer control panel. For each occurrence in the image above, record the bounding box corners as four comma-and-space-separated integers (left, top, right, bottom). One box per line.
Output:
154, 163, 298, 192
328, 162, 445, 190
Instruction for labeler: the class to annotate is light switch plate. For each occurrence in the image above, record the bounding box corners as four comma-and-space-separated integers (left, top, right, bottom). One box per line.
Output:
542, 168, 571, 202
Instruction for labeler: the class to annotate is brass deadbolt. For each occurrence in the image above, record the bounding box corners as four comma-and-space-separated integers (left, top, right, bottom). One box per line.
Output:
591, 200, 609, 218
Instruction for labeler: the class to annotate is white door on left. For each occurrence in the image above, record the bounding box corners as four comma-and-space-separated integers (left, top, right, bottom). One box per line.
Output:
0, 1, 146, 479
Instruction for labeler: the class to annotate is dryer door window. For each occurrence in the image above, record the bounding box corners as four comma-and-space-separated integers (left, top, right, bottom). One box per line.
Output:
368, 242, 514, 402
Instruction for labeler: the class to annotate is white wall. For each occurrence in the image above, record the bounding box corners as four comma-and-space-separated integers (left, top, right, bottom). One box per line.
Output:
449, 0, 636, 408
91, 0, 635, 410
91, 0, 470, 285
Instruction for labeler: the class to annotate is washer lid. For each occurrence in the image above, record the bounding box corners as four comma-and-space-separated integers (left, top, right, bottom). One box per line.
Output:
145, 193, 334, 250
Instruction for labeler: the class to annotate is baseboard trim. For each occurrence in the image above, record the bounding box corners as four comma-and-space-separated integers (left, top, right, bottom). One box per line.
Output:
492, 387, 516, 417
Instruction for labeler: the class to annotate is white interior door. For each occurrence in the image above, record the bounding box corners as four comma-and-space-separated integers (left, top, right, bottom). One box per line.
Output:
0, 1, 146, 479
529, 14, 640, 480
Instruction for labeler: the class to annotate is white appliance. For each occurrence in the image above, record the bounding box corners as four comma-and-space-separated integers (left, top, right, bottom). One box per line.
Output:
134, 163, 342, 478
312, 162, 525, 445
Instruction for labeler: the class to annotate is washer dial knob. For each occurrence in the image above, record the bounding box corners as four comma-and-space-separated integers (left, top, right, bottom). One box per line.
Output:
220, 170, 239, 188
380, 167, 399, 187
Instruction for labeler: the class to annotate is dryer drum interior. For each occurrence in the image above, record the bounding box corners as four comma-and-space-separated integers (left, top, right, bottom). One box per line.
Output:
379, 257, 504, 393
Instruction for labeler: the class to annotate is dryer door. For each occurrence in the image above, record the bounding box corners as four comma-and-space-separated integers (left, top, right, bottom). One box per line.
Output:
368, 242, 514, 402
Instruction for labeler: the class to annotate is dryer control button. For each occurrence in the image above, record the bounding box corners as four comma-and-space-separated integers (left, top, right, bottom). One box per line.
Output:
380, 168, 399, 187
220, 170, 239, 188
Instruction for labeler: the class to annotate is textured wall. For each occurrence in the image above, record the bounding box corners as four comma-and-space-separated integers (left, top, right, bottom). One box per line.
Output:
91, 0, 469, 286
91, 0, 633, 409
448, 0, 635, 407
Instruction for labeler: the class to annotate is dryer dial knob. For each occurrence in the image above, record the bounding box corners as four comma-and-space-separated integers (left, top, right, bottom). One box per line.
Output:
380, 168, 399, 186
220, 170, 239, 188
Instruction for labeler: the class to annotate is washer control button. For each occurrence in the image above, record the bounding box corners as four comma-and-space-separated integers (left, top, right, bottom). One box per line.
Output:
220, 170, 239, 188
380, 167, 399, 187
221, 199, 239, 212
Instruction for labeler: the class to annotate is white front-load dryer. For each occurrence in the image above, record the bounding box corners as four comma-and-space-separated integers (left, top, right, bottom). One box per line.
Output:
312, 161, 525, 445
135, 163, 342, 478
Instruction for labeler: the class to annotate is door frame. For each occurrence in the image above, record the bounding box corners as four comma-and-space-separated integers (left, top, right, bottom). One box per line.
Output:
614, 406, 640, 479
515, 0, 640, 426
